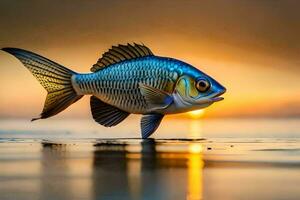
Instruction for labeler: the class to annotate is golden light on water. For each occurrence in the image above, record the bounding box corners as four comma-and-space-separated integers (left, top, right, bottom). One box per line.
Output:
188, 143, 203, 154
187, 144, 204, 200
188, 110, 205, 119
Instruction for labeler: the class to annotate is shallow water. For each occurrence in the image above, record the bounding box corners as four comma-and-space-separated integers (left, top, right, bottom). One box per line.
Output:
0, 118, 300, 200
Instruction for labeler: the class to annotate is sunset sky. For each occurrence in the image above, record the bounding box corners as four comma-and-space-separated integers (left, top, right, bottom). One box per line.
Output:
0, 0, 299, 119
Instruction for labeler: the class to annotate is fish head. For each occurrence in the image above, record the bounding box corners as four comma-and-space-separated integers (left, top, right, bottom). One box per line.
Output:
174, 69, 226, 110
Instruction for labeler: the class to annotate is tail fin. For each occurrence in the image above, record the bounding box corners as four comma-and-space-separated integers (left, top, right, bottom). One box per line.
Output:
2, 48, 83, 121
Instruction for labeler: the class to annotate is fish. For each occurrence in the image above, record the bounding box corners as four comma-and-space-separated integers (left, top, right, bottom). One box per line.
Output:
2, 43, 226, 138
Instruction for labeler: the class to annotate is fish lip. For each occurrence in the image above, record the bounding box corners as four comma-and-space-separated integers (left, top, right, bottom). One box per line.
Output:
210, 89, 226, 102
210, 96, 224, 102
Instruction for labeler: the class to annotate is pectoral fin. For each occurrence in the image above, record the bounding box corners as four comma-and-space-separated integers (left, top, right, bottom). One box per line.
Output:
139, 83, 173, 110
141, 114, 164, 139
90, 96, 130, 127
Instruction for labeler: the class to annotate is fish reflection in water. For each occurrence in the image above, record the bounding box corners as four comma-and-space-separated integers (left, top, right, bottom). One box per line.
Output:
40, 140, 203, 200
40, 144, 71, 200
2, 138, 300, 200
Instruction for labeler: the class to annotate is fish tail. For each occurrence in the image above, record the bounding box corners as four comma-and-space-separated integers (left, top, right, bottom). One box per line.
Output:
2, 48, 83, 121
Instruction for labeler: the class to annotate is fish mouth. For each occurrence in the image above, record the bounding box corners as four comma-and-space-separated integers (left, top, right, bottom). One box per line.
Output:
210, 89, 226, 102
210, 96, 224, 102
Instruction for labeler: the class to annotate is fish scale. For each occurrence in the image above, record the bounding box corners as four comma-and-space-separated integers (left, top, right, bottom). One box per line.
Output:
74, 57, 177, 113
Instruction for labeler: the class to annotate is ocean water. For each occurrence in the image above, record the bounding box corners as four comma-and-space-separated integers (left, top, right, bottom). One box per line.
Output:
0, 118, 300, 200
1, 117, 299, 139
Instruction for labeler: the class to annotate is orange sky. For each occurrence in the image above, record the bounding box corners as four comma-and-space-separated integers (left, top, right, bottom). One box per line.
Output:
0, 0, 299, 118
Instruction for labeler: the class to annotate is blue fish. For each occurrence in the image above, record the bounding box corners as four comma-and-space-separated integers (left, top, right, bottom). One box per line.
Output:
2, 43, 226, 138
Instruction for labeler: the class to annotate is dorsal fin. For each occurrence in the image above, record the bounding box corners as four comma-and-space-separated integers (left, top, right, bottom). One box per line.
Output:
91, 43, 154, 72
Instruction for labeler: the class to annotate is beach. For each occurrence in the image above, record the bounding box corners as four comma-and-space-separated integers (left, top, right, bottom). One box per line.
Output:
0, 118, 300, 200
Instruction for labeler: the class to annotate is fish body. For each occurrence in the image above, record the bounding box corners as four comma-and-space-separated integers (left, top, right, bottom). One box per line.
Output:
2, 44, 226, 138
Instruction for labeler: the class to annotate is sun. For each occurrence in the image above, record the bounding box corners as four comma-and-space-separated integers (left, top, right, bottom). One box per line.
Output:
188, 109, 205, 119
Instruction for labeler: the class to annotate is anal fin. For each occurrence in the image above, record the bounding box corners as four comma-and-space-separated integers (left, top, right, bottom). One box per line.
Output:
141, 114, 164, 139
90, 96, 130, 127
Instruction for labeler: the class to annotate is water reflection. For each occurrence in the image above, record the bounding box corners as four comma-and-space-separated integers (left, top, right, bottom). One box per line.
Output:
40, 143, 93, 200
93, 139, 204, 200
93, 143, 131, 199
40, 143, 71, 200
1, 139, 300, 200
187, 146, 203, 200
39, 140, 204, 200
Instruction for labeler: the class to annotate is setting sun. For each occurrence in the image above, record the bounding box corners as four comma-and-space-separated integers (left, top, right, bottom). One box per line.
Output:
188, 110, 205, 119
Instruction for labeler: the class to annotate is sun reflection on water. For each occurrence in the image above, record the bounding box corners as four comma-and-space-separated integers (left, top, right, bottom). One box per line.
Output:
0, 141, 208, 200
187, 144, 204, 200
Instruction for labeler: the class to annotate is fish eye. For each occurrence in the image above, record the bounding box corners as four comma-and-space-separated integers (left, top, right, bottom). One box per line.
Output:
195, 78, 211, 92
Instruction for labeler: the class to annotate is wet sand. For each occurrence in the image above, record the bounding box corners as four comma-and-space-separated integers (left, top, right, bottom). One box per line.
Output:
1, 138, 300, 200
1, 118, 300, 199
